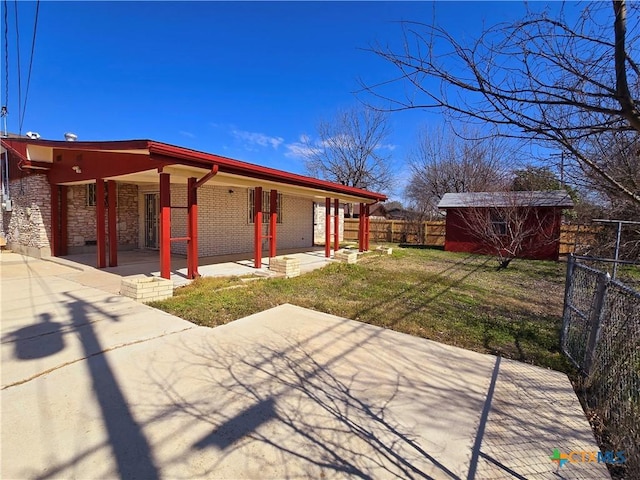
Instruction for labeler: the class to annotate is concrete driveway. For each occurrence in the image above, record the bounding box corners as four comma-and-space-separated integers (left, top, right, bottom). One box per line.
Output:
1, 253, 609, 479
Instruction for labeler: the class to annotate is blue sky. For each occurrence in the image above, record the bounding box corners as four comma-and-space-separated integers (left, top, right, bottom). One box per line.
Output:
2, 1, 568, 200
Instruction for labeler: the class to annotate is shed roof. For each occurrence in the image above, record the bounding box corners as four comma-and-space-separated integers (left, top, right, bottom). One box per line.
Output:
437, 191, 574, 209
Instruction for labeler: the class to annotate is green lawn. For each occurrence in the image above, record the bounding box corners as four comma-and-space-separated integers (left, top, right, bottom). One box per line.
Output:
151, 247, 573, 373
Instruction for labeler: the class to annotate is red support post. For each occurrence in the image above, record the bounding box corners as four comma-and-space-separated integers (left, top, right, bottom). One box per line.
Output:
333, 198, 340, 253
187, 177, 199, 279
269, 189, 278, 258
50, 183, 60, 257
358, 202, 365, 252
365, 203, 371, 251
159, 173, 171, 279
60, 185, 68, 256
96, 179, 107, 268
254, 186, 263, 268
107, 180, 118, 267
325, 197, 331, 257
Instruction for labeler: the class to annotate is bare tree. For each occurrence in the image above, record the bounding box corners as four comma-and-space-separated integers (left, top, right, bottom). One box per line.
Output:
364, 0, 640, 206
303, 107, 395, 194
579, 130, 640, 260
405, 126, 509, 217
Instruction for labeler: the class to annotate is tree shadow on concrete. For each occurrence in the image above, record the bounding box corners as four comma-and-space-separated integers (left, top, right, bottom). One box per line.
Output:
2, 291, 159, 480
135, 305, 607, 479
136, 315, 497, 479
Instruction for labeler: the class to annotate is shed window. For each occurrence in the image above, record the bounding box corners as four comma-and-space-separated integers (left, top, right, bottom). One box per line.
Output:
248, 189, 283, 224
491, 213, 507, 236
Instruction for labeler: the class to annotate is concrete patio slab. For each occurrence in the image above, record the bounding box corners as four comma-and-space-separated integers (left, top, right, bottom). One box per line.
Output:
1, 253, 609, 479
55, 247, 335, 288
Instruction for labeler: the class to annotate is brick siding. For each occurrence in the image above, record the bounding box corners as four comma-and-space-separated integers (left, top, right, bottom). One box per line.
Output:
142, 185, 314, 256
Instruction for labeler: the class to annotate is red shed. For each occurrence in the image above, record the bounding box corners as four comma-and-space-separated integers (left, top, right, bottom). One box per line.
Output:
437, 191, 574, 261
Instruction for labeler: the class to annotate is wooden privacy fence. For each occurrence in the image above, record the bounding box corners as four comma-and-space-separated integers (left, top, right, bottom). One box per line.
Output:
344, 219, 445, 246
344, 219, 597, 254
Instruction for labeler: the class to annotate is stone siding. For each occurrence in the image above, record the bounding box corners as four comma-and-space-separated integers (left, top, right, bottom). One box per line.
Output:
116, 184, 138, 246
67, 183, 139, 252
3, 173, 52, 257
313, 202, 345, 244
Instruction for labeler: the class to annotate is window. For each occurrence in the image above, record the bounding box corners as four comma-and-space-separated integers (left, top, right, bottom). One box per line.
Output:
248, 189, 283, 223
491, 212, 507, 236
86, 184, 97, 206
86, 183, 114, 207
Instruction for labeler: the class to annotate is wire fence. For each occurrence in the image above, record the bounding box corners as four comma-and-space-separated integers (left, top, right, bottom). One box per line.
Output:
562, 254, 640, 478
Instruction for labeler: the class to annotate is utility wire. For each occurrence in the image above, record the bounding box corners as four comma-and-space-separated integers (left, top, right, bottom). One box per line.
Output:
3, 0, 9, 115
19, 0, 38, 134
13, 0, 21, 134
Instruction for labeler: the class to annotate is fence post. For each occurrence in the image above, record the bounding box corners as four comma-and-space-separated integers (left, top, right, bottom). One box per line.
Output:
561, 254, 576, 349
583, 270, 611, 376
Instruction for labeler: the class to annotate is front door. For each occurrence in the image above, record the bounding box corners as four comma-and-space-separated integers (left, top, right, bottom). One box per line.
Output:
144, 193, 159, 249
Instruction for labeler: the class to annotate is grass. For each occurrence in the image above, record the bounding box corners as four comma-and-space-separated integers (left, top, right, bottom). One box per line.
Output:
150, 246, 573, 373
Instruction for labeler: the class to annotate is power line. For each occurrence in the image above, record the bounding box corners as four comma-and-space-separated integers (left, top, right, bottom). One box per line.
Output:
13, 0, 21, 134
2, 0, 8, 114
19, 0, 39, 134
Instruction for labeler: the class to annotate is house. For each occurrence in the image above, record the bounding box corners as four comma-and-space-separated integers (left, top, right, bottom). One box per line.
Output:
0, 137, 386, 278
437, 191, 574, 261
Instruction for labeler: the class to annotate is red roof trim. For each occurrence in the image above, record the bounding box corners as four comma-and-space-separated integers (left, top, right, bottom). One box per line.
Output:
147, 141, 387, 201
4, 137, 387, 201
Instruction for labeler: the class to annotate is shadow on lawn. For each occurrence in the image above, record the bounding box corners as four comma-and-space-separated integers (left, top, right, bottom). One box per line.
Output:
352, 253, 492, 327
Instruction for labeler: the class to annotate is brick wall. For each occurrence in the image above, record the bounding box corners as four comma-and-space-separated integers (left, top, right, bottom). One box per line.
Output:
142, 185, 314, 256
3, 173, 52, 257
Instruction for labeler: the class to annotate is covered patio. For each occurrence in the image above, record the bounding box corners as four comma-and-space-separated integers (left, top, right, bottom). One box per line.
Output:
1, 138, 384, 280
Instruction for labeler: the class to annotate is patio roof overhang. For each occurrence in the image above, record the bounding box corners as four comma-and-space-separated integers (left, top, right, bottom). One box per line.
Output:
1, 137, 387, 204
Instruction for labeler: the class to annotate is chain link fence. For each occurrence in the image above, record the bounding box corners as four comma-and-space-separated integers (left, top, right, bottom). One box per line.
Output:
562, 254, 640, 478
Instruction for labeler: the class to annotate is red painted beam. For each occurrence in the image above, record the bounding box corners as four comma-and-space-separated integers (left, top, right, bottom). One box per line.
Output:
254, 187, 263, 268
325, 197, 331, 258
50, 183, 60, 257
187, 177, 199, 279
333, 198, 340, 253
49, 150, 172, 185
60, 185, 68, 256
358, 202, 365, 252
269, 189, 278, 258
107, 180, 118, 267
160, 173, 171, 279
95, 179, 107, 268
